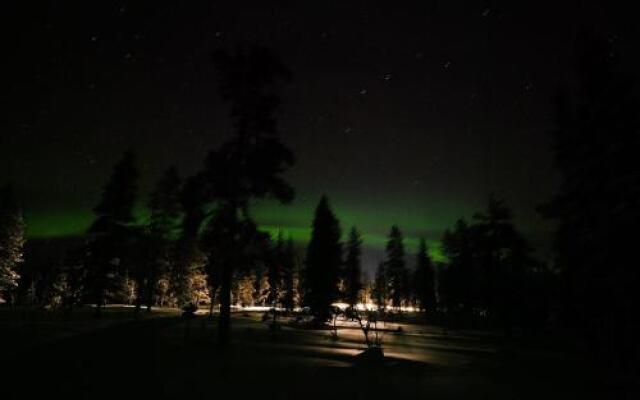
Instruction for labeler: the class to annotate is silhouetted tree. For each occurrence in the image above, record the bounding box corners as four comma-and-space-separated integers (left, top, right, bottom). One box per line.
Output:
344, 226, 363, 308
133, 167, 182, 312
85, 150, 138, 316
304, 196, 342, 323
440, 197, 530, 333
440, 219, 475, 313
541, 31, 640, 370
205, 46, 295, 344
200, 213, 222, 316
60, 245, 88, 311
473, 195, 528, 334
173, 174, 207, 308
0, 185, 26, 304
372, 262, 387, 311
414, 238, 435, 314
384, 225, 408, 309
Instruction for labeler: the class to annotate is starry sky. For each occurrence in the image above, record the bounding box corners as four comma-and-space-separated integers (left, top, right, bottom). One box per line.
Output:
2, 1, 637, 270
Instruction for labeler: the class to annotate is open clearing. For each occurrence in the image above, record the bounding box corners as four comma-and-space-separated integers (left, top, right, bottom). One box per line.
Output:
1, 307, 620, 399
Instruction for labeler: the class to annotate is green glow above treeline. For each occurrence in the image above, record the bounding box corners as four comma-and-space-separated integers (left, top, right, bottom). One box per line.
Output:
25, 198, 449, 261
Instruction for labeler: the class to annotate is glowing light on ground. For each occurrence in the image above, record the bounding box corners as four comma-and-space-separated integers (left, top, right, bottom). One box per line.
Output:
331, 302, 420, 313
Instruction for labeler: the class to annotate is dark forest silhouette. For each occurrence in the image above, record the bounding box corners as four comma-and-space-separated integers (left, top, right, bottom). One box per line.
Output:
540, 30, 640, 373
1, 31, 639, 396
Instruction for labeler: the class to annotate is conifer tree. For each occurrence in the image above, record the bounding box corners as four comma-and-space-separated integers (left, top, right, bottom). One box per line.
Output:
173, 174, 207, 308
206, 46, 295, 344
133, 166, 181, 311
372, 262, 387, 311
344, 226, 363, 308
304, 195, 342, 322
384, 225, 408, 308
85, 150, 138, 315
415, 238, 436, 313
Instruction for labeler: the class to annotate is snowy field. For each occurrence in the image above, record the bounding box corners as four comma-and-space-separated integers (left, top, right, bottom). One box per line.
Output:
1, 306, 621, 399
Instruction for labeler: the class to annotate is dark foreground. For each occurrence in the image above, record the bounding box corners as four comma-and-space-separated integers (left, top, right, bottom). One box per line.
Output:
1, 308, 635, 399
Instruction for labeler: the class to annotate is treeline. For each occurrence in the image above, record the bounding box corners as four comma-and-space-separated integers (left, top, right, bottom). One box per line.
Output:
16, 154, 303, 315
9, 157, 544, 334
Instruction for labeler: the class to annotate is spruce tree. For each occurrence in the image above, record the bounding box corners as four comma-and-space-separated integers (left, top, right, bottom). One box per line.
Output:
384, 225, 408, 309
440, 219, 475, 312
85, 150, 138, 315
415, 238, 435, 314
473, 195, 527, 325
206, 46, 295, 345
173, 174, 207, 308
134, 167, 181, 311
372, 262, 387, 311
344, 226, 363, 308
304, 195, 342, 322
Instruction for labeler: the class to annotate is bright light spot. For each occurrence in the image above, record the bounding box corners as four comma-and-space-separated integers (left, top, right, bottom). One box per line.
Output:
331, 302, 419, 312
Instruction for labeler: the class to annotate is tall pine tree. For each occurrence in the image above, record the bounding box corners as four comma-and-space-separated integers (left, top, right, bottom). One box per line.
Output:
173, 174, 207, 308
133, 166, 182, 311
372, 261, 387, 311
344, 226, 363, 308
85, 150, 138, 315
206, 46, 295, 345
384, 225, 408, 309
304, 195, 342, 322
415, 238, 435, 314
440, 219, 475, 312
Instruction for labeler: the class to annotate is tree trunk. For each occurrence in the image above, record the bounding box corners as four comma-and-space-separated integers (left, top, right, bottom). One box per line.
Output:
135, 292, 142, 313
218, 201, 240, 346
218, 263, 232, 345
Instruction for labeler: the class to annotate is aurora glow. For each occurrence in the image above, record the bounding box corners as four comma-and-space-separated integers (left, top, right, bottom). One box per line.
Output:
25, 196, 461, 264
26, 210, 94, 239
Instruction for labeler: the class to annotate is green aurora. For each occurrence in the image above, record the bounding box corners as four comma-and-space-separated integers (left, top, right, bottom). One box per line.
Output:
24, 196, 467, 262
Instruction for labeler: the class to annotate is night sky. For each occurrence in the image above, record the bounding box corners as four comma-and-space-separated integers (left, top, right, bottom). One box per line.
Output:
2, 2, 637, 269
